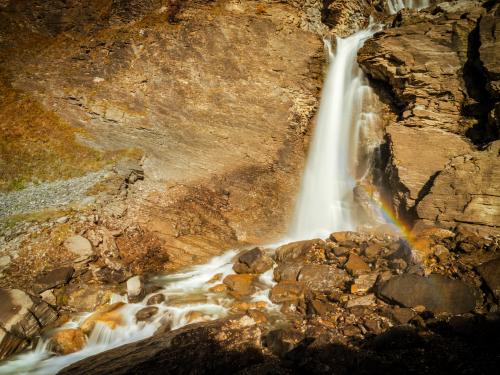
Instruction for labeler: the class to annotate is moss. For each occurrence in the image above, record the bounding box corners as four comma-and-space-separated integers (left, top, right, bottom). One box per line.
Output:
0, 79, 106, 191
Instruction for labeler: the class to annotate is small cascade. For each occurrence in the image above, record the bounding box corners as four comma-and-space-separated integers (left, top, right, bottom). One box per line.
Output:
288, 27, 379, 241
387, 0, 430, 14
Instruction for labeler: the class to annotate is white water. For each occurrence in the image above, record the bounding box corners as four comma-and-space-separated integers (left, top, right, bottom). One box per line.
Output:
0, 2, 429, 374
288, 27, 379, 241
387, 0, 430, 14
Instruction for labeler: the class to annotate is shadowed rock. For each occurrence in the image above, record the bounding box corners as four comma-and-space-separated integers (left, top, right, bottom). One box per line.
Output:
378, 274, 478, 314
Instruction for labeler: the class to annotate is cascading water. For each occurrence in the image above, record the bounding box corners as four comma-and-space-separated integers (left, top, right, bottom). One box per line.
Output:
387, 0, 430, 14
0, 2, 431, 374
288, 27, 378, 241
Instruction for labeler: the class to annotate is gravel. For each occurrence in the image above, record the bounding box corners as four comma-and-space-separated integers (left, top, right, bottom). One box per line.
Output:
0, 171, 110, 219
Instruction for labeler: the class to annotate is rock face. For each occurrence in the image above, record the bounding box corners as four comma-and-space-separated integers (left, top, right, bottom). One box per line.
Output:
0, 0, 326, 278
0, 288, 57, 360
416, 141, 500, 234
378, 274, 478, 314
359, 2, 500, 234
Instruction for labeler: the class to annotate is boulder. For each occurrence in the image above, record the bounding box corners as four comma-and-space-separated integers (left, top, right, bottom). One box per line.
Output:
378, 274, 478, 314
222, 274, 256, 297
345, 254, 370, 275
269, 281, 306, 304
34, 266, 74, 293
64, 235, 93, 258
127, 276, 145, 303
351, 273, 378, 295
147, 294, 166, 305
52, 329, 86, 355
136, 307, 159, 321
233, 248, 273, 274
274, 239, 326, 264
273, 262, 303, 282
477, 257, 500, 301
297, 264, 350, 291
59, 316, 263, 375
80, 302, 125, 334
264, 328, 304, 357
0, 288, 57, 360
346, 294, 376, 308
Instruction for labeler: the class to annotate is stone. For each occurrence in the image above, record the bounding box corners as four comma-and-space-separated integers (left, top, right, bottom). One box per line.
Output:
274, 239, 326, 263
81, 302, 125, 334
345, 254, 370, 275
343, 324, 361, 337
390, 307, 417, 325
264, 329, 304, 357
147, 294, 166, 305
52, 329, 86, 355
40, 290, 57, 305
136, 307, 159, 321
127, 276, 145, 303
364, 243, 384, 259
246, 309, 267, 324
297, 264, 350, 291
207, 273, 223, 284
0, 255, 11, 268
185, 311, 204, 323
273, 263, 303, 282
378, 274, 478, 314
269, 281, 306, 304
34, 266, 74, 293
351, 273, 378, 295
222, 274, 256, 297
233, 248, 273, 274
0, 288, 57, 360
64, 235, 93, 258
477, 257, 500, 301
346, 294, 376, 308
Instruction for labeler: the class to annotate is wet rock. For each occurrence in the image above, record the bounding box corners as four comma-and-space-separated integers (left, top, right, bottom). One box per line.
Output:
246, 309, 267, 324
364, 243, 384, 259
147, 293, 166, 305
297, 264, 350, 292
345, 253, 370, 275
52, 329, 86, 355
81, 302, 125, 334
60, 316, 262, 375
477, 257, 500, 301
378, 274, 478, 314
0, 288, 57, 360
34, 266, 74, 293
309, 299, 337, 316
127, 276, 145, 303
275, 239, 326, 263
64, 235, 93, 258
136, 307, 159, 321
264, 328, 304, 357
233, 248, 273, 274
223, 274, 256, 297
209, 284, 228, 293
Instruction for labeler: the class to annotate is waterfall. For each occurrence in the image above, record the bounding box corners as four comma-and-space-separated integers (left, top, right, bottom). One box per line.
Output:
288, 28, 378, 241
387, 0, 430, 14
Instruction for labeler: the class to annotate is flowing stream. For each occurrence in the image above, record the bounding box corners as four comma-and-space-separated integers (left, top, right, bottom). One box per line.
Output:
0, 2, 429, 374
